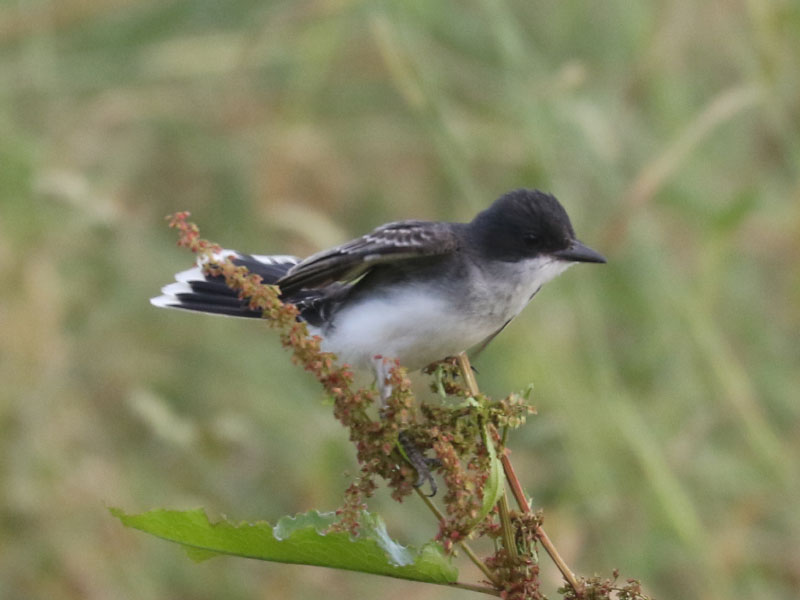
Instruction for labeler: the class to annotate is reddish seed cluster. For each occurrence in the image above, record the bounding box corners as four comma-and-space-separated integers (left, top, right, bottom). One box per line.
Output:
486, 550, 543, 600
559, 572, 647, 600
478, 510, 545, 600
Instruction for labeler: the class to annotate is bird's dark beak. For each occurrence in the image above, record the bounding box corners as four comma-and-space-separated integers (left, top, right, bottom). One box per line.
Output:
553, 240, 607, 264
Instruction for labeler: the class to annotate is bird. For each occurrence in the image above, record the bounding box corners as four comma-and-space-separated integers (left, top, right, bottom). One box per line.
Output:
151, 189, 606, 393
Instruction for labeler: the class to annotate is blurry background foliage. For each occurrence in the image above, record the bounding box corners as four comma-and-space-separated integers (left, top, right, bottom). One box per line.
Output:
0, 1, 798, 599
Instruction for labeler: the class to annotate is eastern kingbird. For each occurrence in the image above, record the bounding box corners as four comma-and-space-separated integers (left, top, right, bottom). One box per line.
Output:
152, 189, 606, 387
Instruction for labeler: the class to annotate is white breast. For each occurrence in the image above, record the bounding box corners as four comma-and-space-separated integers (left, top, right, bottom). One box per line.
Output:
321, 288, 489, 370
319, 256, 572, 371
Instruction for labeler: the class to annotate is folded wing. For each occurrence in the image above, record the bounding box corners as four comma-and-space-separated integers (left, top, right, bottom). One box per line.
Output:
277, 220, 459, 294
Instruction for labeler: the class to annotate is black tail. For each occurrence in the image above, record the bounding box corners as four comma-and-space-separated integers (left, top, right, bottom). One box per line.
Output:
151, 251, 300, 318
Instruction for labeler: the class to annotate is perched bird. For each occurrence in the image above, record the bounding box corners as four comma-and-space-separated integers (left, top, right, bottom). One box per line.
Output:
152, 189, 606, 391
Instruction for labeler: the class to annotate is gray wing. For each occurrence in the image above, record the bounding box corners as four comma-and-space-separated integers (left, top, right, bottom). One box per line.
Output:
277, 220, 459, 293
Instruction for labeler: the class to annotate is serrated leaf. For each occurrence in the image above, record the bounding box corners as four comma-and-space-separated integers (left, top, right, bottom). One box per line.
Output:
478, 422, 504, 522
111, 508, 458, 584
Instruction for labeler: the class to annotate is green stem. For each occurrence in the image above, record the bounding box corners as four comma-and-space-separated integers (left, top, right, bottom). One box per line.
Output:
414, 488, 501, 588
444, 581, 502, 596
498, 493, 518, 562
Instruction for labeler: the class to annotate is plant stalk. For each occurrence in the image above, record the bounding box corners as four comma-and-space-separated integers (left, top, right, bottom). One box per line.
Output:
500, 452, 583, 596
454, 354, 519, 560
455, 354, 519, 562
498, 492, 518, 562
457, 353, 583, 598
444, 581, 502, 596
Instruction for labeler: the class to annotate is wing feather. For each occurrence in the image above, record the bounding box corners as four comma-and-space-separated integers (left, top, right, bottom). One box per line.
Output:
278, 220, 458, 293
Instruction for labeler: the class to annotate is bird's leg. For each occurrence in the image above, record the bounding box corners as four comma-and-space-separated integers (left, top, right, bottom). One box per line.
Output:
371, 355, 394, 405
424, 355, 479, 375
397, 431, 441, 497
372, 355, 439, 495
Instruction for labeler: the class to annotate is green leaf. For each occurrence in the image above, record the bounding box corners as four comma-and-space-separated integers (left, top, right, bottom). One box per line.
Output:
111, 508, 458, 584
432, 363, 448, 397
478, 422, 504, 522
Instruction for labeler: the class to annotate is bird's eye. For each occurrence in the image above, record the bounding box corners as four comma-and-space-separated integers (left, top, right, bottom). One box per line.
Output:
524, 233, 538, 246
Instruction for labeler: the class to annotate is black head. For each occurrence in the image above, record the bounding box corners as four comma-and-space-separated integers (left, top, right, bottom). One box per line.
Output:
469, 189, 606, 264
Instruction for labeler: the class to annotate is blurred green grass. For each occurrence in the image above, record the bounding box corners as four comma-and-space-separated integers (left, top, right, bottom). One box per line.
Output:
1, 1, 799, 598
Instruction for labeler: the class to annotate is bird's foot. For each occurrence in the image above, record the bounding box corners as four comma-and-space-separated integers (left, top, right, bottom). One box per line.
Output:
398, 431, 441, 497
423, 355, 479, 375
